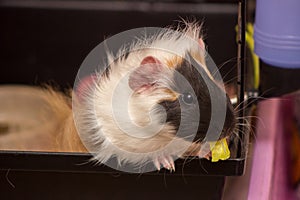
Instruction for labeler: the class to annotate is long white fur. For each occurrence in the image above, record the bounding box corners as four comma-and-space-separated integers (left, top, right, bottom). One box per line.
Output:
74, 22, 211, 167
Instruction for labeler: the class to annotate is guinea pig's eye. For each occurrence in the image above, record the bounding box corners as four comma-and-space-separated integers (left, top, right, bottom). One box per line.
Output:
181, 92, 194, 105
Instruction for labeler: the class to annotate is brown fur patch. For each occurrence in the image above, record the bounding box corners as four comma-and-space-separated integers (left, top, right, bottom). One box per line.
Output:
165, 56, 183, 69
41, 89, 87, 152
190, 50, 206, 66
159, 88, 179, 102
0, 86, 87, 152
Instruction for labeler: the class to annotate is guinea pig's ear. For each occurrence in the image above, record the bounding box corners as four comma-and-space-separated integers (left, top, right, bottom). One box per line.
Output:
128, 56, 163, 93
198, 38, 205, 50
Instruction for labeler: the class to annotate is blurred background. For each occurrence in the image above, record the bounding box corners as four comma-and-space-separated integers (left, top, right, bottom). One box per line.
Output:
0, 0, 252, 87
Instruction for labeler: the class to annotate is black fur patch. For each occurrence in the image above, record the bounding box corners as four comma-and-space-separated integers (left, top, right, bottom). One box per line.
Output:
159, 53, 236, 142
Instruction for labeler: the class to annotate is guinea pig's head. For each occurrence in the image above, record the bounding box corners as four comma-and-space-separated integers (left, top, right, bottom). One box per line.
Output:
128, 51, 237, 150
160, 53, 237, 143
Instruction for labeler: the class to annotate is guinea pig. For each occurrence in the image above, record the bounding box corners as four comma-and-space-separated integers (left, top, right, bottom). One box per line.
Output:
67, 21, 237, 171
0, 21, 237, 172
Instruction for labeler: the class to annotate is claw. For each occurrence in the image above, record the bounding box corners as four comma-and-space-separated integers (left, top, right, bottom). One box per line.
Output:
203, 151, 212, 160
153, 156, 175, 172
161, 157, 171, 170
167, 156, 175, 172
153, 158, 161, 171
197, 150, 212, 160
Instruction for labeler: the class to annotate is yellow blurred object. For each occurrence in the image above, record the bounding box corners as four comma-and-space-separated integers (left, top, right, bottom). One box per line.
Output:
209, 139, 230, 162
235, 23, 260, 89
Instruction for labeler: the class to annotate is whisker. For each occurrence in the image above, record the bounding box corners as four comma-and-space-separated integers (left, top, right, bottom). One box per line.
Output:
237, 115, 265, 128
212, 57, 237, 77
231, 130, 244, 145
234, 97, 249, 111
223, 77, 239, 86
234, 97, 258, 112
234, 117, 257, 141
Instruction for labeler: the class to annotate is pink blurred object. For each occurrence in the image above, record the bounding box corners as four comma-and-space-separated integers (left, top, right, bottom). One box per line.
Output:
248, 97, 297, 199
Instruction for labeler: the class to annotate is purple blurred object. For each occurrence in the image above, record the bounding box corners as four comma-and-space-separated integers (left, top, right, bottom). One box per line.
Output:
254, 0, 300, 68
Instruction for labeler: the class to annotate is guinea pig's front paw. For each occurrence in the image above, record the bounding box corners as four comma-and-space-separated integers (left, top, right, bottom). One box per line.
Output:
153, 155, 175, 172
196, 142, 212, 160
196, 150, 212, 160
